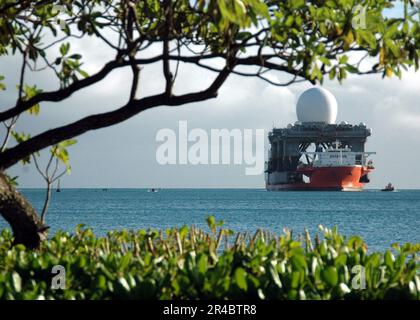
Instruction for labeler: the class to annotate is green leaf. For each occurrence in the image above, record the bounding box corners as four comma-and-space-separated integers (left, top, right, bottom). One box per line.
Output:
234, 267, 248, 291
69, 54, 82, 60
28, 104, 40, 116
96, 275, 107, 290
119, 253, 132, 271
118, 277, 130, 292
290, 271, 301, 289
23, 84, 42, 100
58, 139, 77, 148
206, 215, 216, 233
197, 253, 208, 275
0, 75, 5, 90
321, 266, 338, 287
385, 39, 400, 58
269, 265, 282, 288
291, 253, 307, 270
345, 64, 359, 74
60, 43, 70, 56
77, 69, 89, 78
11, 272, 22, 293
384, 250, 395, 270
11, 131, 31, 144
4, 174, 19, 187
179, 225, 189, 239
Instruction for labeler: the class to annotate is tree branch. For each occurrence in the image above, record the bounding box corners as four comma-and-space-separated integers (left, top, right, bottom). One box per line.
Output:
0, 56, 162, 122
0, 67, 231, 170
0, 53, 310, 122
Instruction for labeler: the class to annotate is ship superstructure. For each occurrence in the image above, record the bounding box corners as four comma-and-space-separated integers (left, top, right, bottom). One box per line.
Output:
265, 87, 375, 191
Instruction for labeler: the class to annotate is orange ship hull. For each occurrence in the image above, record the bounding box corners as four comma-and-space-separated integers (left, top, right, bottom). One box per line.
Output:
266, 166, 373, 191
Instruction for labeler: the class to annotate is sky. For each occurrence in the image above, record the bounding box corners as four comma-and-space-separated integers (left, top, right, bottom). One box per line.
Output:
1, 2, 420, 189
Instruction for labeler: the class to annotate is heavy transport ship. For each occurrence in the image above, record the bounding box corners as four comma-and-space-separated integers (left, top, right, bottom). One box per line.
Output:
265, 87, 375, 191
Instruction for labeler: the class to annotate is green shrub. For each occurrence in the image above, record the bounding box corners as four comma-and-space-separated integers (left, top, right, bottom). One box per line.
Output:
0, 218, 419, 300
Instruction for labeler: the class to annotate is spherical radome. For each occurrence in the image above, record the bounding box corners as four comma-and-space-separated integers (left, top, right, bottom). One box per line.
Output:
296, 87, 338, 124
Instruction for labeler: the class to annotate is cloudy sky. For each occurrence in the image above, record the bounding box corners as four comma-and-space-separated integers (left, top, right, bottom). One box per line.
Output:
1, 3, 419, 189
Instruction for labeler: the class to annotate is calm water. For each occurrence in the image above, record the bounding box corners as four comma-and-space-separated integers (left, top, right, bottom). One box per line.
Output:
1, 189, 419, 252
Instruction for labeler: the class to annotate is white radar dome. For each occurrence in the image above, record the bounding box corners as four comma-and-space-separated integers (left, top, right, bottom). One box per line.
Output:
296, 87, 338, 124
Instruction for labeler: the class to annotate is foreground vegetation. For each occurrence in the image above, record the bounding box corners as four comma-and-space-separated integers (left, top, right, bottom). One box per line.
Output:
0, 218, 419, 300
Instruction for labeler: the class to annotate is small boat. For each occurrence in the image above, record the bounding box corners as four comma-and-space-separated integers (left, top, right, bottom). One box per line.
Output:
147, 188, 160, 193
56, 180, 61, 193
381, 183, 395, 192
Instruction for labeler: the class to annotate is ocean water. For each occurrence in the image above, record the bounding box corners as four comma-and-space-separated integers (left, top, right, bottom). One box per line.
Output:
1, 189, 419, 252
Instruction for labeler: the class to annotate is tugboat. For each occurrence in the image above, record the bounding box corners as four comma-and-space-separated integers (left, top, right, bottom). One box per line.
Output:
381, 183, 395, 192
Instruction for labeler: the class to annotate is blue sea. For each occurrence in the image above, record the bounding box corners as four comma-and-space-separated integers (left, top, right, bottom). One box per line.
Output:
1, 189, 419, 252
